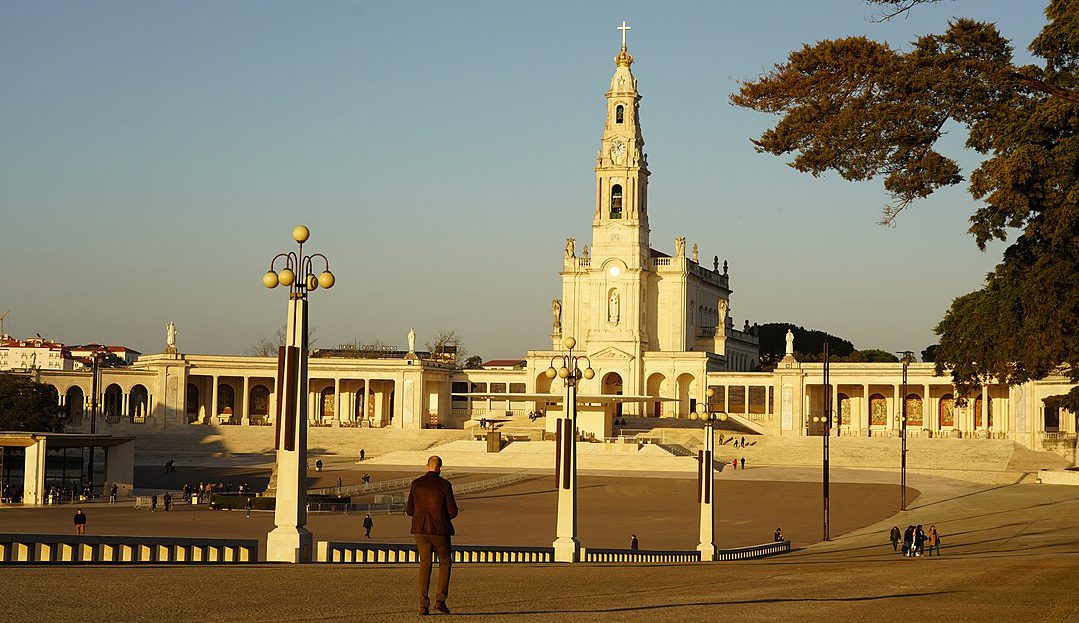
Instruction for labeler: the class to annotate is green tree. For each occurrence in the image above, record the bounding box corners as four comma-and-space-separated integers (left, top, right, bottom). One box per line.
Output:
426, 330, 469, 368
0, 373, 64, 432
921, 344, 939, 363
462, 355, 484, 369
733, 0, 1078, 410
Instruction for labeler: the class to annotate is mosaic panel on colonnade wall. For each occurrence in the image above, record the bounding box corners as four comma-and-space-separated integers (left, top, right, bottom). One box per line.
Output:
939, 396, 955, 427
839, 395, 851, 425
870, 395, 887, 426
905, 395, 923, 427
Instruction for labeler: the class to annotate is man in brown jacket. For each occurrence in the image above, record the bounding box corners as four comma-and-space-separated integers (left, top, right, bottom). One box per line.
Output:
406, 455, 459, 615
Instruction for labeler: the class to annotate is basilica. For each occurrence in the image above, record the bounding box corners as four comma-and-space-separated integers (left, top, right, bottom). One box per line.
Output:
19, 36, 1078, 455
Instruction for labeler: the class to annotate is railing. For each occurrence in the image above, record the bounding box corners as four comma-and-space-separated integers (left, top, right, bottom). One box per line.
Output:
715, 540, 790, 560
582, 547, 700, 563
307, 473, 529, 508
653, 257, 671, 267
309, 472, 455, 497
316, 541, 555, 564
0, 533, 258, 563
453, 473, 532, 495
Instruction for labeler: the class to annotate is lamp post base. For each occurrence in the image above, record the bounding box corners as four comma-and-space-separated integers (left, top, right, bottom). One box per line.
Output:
553, 537, 580, 563
266, 526, 313, 563
697, 543, 716, 562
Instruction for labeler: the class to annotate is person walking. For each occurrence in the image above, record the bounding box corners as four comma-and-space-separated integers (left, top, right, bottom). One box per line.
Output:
363, 473, 371, 491
630, 534, 639, 550
109, 484, 118, 504
73, 508, 87, 535
740, 457, 746, 470
406, 456, 459, 616
774, 527, 784, 542
315, 459, 323, 472
740, 436, 746, 448
914, 525, 927, 557
928, 525, 941, 556
902, 525, 914, 557
889, 526, 901, 551
359, 448, 366, 462
245, 496, 253, 518
151, 493, 158, 512
363, 513, 374, 538
164, 492, 173, 511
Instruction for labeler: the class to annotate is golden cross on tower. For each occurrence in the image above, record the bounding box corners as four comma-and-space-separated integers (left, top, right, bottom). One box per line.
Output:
618, 20, 631, 50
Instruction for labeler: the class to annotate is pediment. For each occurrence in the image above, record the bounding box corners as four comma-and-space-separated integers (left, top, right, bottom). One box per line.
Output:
590, 346, 634, 361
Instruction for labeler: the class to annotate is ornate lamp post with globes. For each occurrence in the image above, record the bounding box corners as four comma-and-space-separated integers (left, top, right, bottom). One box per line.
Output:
690, 388, 728, 561
261, 225, 335, 563
544, 336, 594, 563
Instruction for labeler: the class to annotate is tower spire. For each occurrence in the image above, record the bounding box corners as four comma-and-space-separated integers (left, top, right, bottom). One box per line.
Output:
618, 20, 631, 50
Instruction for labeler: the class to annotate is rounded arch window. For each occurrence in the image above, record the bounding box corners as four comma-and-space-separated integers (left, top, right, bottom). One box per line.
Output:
610, 184, 623, 219
615, 105, 624, 124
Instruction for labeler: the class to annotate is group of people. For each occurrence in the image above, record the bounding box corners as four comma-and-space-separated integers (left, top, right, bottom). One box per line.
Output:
889, 524, 942, 557
149, 492, 174, 512
729, 457, 747, 470
164, 459, 177, 473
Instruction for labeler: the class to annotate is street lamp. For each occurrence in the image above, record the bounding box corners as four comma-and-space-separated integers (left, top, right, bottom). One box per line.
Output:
545, 336, 593, 563
896, 350, 915, 511
262, 225, 335, 563
691, 388, 728, 561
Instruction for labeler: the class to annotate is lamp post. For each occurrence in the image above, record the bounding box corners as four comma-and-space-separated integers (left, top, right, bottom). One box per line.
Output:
545, 336, 594, 563
262, 225, 335, 563
810, 342, 836, 541
691, 388, 728, 561
896, 350, 914, 511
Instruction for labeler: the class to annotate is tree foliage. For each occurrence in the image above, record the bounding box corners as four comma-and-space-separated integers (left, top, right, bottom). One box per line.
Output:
426, 330, 469, 368
733, 0, 1078, 410
0, 373, 64, 432
246, 325, 319, 357
757, 323, 855, 369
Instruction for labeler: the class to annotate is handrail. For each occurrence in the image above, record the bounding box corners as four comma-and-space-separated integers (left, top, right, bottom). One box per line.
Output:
715, 540, 790, 560
308, 471, 455, 497
582, 547, 700, 562
317, 541, 555, 564
0, 532, 258, 563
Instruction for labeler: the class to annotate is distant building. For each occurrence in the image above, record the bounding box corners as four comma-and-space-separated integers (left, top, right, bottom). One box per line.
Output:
68, 344, 142, 366
0, 337, 77, 371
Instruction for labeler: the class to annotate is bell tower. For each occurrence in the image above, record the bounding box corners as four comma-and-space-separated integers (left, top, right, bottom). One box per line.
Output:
590, 24, 650, 272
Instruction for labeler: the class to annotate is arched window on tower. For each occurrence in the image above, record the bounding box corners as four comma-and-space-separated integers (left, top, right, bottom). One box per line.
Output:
610, 184, 623, 219
615, 105, 624, 124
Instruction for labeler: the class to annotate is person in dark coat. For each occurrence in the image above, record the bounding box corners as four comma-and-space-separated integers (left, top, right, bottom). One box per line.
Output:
406, 456, 459, 615
903, 525, 915, 557
914, 525, 927, 557
889, 526, 902, 551
73, 508, 87, 535
630, 534, 639, 550
363, 513, 374, 538
151, 493, 158, 512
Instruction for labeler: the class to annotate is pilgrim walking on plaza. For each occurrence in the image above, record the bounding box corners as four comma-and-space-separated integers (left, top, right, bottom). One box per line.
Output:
406, 455, 458, 616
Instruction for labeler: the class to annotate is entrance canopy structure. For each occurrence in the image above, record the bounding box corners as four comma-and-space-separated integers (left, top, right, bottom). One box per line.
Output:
0, 432, 134, 505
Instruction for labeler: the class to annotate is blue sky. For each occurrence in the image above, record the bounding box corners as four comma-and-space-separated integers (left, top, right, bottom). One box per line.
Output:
0, 1, 1045, 358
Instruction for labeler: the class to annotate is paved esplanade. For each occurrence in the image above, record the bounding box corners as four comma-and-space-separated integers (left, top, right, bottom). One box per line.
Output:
3, 474, 1077, 622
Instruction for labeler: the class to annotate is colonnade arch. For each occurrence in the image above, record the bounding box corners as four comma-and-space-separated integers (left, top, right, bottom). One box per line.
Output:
646, 373, 666, 418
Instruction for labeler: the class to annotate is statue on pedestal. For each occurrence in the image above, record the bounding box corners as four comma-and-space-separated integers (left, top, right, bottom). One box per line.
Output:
785, 329, 795, 356
674, 237, 686, 258
692, 243, 699, 263
608, 290, 620, 324
565, 238, 576, 259
407, 328, 416, 353
165, 321, 178, 352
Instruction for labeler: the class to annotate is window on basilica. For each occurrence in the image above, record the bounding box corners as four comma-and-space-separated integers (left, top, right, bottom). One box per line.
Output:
610, 184, 623, 219
616, 105, 624, 123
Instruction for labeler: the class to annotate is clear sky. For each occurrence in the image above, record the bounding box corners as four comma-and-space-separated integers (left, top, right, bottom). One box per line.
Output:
0, 1, 1045, 359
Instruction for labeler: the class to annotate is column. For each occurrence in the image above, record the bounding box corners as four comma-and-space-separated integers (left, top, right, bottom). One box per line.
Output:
241, 376, 251, 425
831, 382, 839, 435
894, 384, 901, 433
333, 378, 341, 427
122, 392, 130, 421
210, 376, 219, 425
924, 384, 931, 434
697, 421, 715, 561
863, 384, 870, 433
981, 384, 988, 434
362, 379, 369, 425
723, 386, 729, 413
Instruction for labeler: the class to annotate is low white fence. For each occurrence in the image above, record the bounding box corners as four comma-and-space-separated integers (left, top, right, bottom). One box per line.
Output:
0, 533, 258, 564
316, 541, 555, 564
582, 547, 700, 563
714, 540, 790, 560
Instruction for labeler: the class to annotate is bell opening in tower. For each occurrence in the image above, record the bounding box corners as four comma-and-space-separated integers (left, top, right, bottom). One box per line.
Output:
616, 105, 624, 124
610, 184, 623, 219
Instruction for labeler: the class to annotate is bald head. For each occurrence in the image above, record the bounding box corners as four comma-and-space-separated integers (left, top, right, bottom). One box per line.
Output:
426, 455, 443, 473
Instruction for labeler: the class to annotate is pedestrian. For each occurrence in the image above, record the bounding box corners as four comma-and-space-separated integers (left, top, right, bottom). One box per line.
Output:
889, 526, 901, 551
363, 513, 374, 538
316, 459, 323, 472
740, 457, 746, 470
363, 473, 371, 491
928, 525, 941, 556
630, 534, 639, 550
902, 525, 914, 557
151, 493, 158, 512
360, 448, 366, 462
732, 458, 737, 470
73, 508, 87, 535
406, 455, 459, 616
741, 436, 746, 448
774, 527, 783, 542
337, 477, 343, 495
245, 496, 253, 518
164, 492, 172, 511
914, 524, 926, 557
109, 484, 118, 504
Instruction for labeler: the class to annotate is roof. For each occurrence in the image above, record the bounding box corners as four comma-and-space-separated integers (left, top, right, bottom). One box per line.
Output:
0, 432, 135, 448
482, 359, 527, 368
649, 248, 670, 259
69, 344, 142, 355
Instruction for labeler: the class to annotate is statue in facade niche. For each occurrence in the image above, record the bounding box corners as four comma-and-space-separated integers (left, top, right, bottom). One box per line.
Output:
692, 243, 699, 263
674, 237, 685, 258
552, 299, 562, 333
565, 238, 576, 259
407, 328, 416, 353
166, 321, 178, 349
608, 290, 620, 324
582, 245, 590, 262
717, 299, 729, 329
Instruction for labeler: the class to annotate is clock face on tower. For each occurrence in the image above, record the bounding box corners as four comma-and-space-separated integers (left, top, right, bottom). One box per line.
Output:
610, 139, 626, 161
